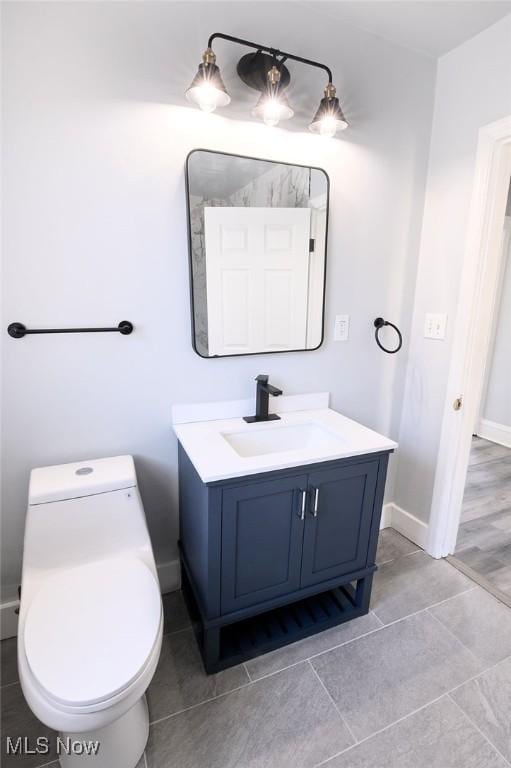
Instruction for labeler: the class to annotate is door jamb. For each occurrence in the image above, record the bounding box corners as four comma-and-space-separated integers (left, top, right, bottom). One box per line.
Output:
427, 116, 511, 559
475, 217, 511, 435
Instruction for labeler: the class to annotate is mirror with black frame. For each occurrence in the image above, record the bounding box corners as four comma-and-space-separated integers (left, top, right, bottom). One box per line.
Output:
186, 150, 329, 358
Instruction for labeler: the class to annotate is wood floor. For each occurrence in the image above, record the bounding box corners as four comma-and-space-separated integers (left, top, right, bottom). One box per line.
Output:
454, 436, 511, 597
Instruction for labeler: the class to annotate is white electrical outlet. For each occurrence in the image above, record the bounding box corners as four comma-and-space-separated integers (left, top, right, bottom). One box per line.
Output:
334, 314, 350, 341
424, 313, 447, 340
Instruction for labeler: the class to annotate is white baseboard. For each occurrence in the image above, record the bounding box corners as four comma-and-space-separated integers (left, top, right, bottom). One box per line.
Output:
381, 503, 429, 549
156, 558, 181, 594
1, 558, 182, 640
476, 418, 511, 449
1, 600, 19, 640
380, 503, 393, 529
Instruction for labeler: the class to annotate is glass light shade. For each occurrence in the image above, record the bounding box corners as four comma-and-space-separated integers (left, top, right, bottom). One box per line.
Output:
185, 63, 231, 113
252, 90, 294, 127
309, 96, 348, 137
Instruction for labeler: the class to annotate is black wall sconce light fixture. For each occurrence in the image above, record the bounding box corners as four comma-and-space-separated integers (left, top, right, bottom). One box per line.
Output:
185, 32, 348, 137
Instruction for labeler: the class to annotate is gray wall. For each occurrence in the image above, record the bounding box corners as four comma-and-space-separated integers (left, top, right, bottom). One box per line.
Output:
394, 15, 511, 523
1, 1, 436, 599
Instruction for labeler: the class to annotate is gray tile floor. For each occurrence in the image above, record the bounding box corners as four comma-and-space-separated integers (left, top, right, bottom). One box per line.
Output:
2, 530, 511, 767
454, 437, 511, 598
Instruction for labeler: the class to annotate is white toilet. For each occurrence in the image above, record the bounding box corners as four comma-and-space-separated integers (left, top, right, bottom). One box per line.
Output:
17, 455, 163, 768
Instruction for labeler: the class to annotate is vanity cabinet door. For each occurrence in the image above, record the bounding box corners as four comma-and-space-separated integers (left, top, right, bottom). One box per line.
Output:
221, 475, 308, 613
300, 461, 378, 588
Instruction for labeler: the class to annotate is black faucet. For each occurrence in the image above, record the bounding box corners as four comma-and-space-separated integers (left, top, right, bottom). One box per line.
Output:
243, 375, 283, 423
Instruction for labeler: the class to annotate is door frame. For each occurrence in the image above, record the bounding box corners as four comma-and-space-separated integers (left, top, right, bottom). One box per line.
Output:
474, 216, 511, 440
427, 116, 511, 559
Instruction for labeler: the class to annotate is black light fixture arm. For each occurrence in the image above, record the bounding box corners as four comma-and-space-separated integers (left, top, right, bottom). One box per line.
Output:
207, 32, 333, 83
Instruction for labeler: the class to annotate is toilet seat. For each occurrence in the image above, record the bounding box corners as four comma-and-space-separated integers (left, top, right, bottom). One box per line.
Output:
24, 558, 162, 709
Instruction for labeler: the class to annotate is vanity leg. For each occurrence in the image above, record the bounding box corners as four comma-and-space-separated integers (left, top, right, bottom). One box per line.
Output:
355, 574, 373, 613
203, 626, 221, 674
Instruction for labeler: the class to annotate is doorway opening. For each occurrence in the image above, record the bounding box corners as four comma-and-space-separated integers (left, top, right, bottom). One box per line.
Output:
427, 118, 511, 595
448, 204, 511, 603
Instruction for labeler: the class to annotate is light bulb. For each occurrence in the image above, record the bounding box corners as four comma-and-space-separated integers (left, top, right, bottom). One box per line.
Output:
318, 116, 337, 138
194, 83, 223, 113
262, 97, 283, 127
253, 92, 294, 127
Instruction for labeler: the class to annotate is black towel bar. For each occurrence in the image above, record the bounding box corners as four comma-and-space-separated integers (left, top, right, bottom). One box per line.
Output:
374, 317, 402, 354
7, 321, 134, 339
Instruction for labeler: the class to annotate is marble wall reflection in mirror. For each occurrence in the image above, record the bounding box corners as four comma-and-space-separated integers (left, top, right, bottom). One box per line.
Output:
186, 150, 329, 357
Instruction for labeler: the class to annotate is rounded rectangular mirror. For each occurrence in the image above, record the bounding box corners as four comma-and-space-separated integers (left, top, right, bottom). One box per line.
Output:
186, 150, 329, 358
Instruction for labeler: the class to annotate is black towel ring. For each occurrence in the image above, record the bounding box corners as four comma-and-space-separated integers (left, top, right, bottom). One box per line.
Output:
374, 317, 402, 354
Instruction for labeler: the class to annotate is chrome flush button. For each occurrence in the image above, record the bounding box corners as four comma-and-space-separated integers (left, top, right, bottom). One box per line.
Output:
75, 467, 94, 476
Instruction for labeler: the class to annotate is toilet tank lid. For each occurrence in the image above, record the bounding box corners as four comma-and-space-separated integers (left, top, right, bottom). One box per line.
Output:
29, 455, 137, 505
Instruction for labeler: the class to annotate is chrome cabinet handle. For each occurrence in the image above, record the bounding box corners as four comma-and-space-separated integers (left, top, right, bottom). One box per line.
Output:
312, 487, 319, 517
300, 489, 307, 520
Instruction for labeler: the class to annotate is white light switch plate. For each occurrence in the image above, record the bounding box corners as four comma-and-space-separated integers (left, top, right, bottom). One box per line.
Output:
424, 313, 447, 340
334, 314, 350, 342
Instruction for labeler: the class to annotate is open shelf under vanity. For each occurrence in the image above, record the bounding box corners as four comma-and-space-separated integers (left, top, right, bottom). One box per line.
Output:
181, 559, 373, 673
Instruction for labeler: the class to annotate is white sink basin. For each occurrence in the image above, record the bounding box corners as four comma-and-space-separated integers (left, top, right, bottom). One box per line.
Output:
173, 394, 398, 482
221, 422, 345, 458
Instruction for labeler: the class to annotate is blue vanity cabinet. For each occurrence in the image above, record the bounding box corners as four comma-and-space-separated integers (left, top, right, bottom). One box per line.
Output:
301, 461, 378, 588
178, 443, 392, 673
221, 475, 308, 613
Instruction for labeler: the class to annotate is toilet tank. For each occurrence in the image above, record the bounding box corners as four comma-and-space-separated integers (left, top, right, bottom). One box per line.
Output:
23, 456, 155, 574
29, 455, 136, 505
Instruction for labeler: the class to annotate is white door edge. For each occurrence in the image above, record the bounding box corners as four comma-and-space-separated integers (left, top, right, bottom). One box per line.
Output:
427, 116, 511, 559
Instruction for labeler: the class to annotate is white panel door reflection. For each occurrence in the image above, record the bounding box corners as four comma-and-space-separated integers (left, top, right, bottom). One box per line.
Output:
204, 207, 311, 356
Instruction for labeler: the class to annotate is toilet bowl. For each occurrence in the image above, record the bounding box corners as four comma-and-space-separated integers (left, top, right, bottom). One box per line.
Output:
18, 455, 163, 768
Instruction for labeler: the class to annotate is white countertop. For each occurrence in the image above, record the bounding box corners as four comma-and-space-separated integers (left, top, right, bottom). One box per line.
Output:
173, 397, 397, 483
